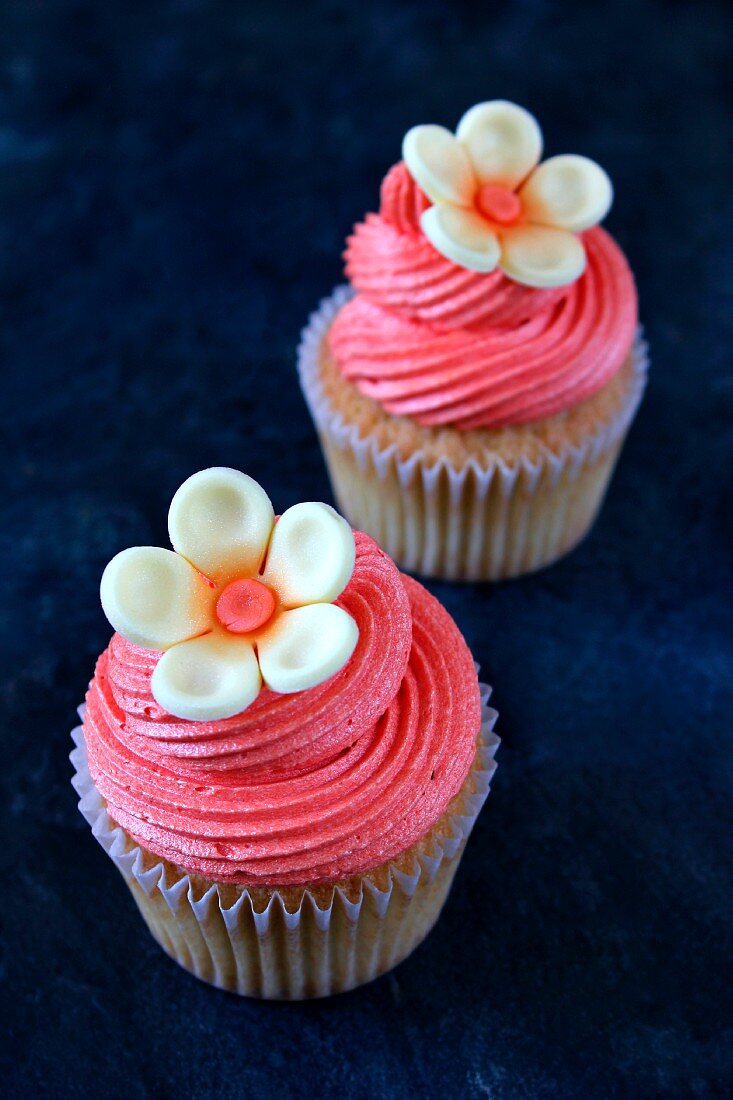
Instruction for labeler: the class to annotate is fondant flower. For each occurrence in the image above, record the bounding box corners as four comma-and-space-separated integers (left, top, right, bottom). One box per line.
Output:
100, 468, 358, 722
402, 100, 613, 288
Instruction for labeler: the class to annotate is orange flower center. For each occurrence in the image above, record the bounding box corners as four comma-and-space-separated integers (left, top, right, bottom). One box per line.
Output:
475, 183, 522, 225
216, 578, 276, 634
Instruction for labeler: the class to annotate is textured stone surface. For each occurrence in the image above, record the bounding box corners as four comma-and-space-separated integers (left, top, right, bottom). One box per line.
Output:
1, 1, 731, 1096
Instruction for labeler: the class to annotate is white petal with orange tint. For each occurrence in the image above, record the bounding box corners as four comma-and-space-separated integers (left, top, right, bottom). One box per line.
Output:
520, 154, 613, 231
402, 124, 475, 206
100, 546, 213, 650
151, 633, 261, 720
499, 225, 587, 288
262, 502, 356, 608
456, 101, 542, 188
258, 604, 358, 695
421, 204, 501, 273
168, 467, 274, 585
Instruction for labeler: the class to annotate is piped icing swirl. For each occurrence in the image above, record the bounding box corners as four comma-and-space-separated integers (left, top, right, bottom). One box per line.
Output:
358, 163, 567, 330
328, 162, 638, 430
83, 533, 482, 886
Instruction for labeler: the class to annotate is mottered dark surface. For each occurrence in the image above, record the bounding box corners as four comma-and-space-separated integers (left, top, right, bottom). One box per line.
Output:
1, 2, 732, 1097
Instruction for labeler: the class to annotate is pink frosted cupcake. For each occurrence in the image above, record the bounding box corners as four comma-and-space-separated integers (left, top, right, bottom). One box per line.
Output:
72, 468, 498, 998
298, 101, 647, 580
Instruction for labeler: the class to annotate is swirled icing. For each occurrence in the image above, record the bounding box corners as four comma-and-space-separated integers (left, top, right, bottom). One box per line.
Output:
83, 533, 481, 886
328, 163, 637, 429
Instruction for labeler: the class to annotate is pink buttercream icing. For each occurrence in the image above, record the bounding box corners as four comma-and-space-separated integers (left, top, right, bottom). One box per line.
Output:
83, 532, 482, 887
327, 163, 638, 429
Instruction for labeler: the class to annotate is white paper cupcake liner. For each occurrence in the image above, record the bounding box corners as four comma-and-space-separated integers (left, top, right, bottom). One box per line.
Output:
298, 287, 649, 580
71, 682, 499, 1000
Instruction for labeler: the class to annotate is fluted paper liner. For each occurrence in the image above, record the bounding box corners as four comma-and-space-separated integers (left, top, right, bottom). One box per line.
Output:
71, 683, 498, 1000
298, 287, 649, 580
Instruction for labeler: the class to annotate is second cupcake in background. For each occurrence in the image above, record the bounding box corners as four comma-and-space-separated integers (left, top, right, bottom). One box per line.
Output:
298, 101, 647, 580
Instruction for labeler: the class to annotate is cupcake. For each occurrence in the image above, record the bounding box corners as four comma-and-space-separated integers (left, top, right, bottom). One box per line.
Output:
298, 101, 647, 580
72, 468, 498, 999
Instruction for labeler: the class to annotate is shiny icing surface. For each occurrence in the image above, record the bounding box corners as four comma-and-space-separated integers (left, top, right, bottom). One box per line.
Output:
328, 163, 638, 430
83, 532, 482, 886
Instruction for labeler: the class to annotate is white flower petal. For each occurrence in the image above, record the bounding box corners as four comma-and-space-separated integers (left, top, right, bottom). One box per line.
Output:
402, 124, 475, 206
421, 204, 501, 273
499, 225, 586, 288
520, 154, 613, 231
456, 100, 542, 188
258, 604, 358, 695
151, 633, 261, 721
168, 467, 274, 585
262, 502, 355, 608
100, 546, 213, 650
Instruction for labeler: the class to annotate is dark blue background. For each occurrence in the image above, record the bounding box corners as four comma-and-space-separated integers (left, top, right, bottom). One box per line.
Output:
2, 1, 731, 1096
